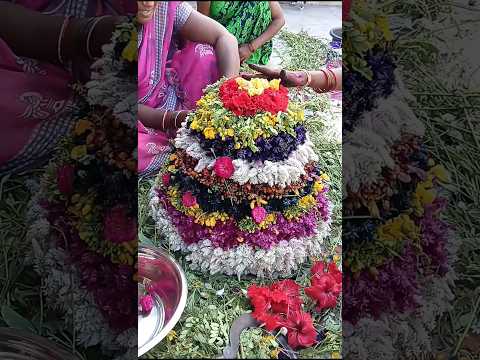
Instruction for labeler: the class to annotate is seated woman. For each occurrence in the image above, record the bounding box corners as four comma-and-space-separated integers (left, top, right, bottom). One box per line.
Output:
197, 1, 285, 65
137, 1, 240, 177
0, 0, 134, 176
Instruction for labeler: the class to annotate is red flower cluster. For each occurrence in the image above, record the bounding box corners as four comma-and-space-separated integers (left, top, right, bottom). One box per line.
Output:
305, 261, 342, 311
219, 78, 289, 116
247, 262, 342, 350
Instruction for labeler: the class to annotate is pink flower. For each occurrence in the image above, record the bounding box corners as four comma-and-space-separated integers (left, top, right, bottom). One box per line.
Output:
57, 165, 75, 194
182, 192, 197, 207
214, 156, 234, 179
162, 173, 170, 187
139, 294, 154, 315
252, 206, 267, 224
103, 205, 136, 244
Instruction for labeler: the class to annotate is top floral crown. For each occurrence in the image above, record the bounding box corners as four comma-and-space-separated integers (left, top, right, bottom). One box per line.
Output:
187, 77, 304, 153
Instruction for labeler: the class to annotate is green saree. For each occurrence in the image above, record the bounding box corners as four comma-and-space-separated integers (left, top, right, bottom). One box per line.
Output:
210, 1, 273, 65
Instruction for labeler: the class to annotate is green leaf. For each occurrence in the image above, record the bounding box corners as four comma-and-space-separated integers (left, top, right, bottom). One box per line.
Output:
1, 305, 36, 332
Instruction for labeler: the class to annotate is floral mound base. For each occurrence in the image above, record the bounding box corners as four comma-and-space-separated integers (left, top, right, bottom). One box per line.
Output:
26, 18, 138, 358
342, 4, 456, 359
150, 77, 333, 278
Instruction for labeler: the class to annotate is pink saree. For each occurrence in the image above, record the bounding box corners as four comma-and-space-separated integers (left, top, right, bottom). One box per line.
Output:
0, 0, 136, 175
137, 1, 220, 177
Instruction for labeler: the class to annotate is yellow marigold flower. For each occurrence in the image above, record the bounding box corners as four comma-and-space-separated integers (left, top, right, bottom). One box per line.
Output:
234, 143, 241, 149
82, 204, 92, 216
226, 128, 235, 137
429, 164, 450, 183
313, 181, 324, 194
248, 78, 270, 96
376, 16, 393, 41
331, 351, 341, 359
263, 113, 277, 127
269, 79, 281, 91
71, 145, 87, 160
417, 183, 436, 206
299, 194, 316, 208
75, 119, 93, 135
270, 348, 280, 359
333, 254, 341, 262
235, 77, 250, 89
190, 120, 200, 130
320, 173, 330, 181
167, 165, 176, 172
167, 330, 177, 342
296, 109, 305, 121
203, 127, 216, 139
121, 35, 137, 62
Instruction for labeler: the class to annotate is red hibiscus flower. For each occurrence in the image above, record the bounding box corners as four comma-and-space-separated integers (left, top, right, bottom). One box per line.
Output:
181, 191, 197, 207
281, 311, 317, 350
311, 261, 342, 284
305, 274, 341, 311
270, 279, 303, 312
214, 156, 235, 179
57, 164, 75, 195
306, 261, 342, 311
247, 284, 289, 331
103, 205, 136, 244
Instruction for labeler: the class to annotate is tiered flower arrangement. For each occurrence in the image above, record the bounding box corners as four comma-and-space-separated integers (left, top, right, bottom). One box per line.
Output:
247, 260, 341, 350
343, 3, 456, 359
26, 19, 138, 358
150, 77, 333, 278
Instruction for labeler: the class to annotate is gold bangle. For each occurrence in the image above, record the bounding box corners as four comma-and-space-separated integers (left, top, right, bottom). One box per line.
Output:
300, 69, 312, 87
161, 110, 168, 130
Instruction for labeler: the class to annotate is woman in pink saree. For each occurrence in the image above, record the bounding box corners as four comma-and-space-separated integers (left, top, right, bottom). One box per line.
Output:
137, 1, 240, 177
0, 0, 136, 175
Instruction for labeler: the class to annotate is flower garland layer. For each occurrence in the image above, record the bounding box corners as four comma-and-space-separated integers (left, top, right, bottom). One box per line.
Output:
161, 157, 329, 227
155, 189, 329, 250
192, 124, 307, 162
86, 17, 137, 128
170, 149, 320, 202
43, 110, 137, 267
175, 126, 319, 188
150, 191, 331, 278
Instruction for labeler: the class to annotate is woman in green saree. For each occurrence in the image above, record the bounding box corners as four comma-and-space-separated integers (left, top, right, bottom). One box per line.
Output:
197, 1, 285, 65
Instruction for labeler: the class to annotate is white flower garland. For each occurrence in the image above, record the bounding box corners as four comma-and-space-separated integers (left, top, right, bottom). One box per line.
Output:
175, 124, 319, 188
26, 189, 136, 357
149, 191, 331, 279
343, 74, 457, 359
343, 79, 425, 194
86, 21, 136, 129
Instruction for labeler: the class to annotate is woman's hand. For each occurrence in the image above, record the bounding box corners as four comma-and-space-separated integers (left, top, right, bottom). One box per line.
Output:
241, 64, 307, 87
238, 44, 252, 63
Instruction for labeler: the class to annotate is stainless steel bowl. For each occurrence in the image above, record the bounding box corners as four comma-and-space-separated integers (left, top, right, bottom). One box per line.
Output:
138, 245, 188, 357
0, 328, 80, 360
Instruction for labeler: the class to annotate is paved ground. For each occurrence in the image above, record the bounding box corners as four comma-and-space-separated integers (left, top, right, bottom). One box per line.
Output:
188, 1, 341, 41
